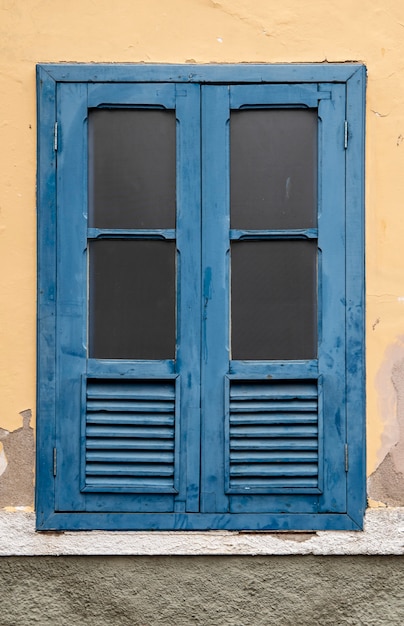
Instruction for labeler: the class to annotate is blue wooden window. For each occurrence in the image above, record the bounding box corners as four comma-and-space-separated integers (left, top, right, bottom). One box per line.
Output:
37, 64, 365, 531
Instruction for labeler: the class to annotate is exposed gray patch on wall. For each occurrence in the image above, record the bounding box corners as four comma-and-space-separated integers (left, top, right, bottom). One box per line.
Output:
0, 409, 34, 508
369, 358, 404, 506
266, 532, 316, 542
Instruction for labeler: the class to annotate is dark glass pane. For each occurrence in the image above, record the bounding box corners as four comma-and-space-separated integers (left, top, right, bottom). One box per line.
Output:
231, 241, 317, 360
230, 109, 317, 229
89, 240, 175, 359
89, 109, 176, 228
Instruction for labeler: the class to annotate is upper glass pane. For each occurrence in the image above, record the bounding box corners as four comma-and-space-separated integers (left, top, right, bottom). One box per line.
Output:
89, 109, 176, 229
230, 109, 317, 230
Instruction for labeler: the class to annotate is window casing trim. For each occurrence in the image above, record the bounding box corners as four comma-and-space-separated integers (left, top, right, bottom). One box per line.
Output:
36, 63, 365, 531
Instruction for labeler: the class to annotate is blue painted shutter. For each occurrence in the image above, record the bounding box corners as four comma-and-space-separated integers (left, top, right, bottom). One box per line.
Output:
37, 68, 364, 530
201, 84, 348, 517
54, 82, 202, 514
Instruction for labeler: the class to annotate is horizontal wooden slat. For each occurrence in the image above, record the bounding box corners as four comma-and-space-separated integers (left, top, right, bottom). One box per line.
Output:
87, 412, 175, 425
230, 401, 317, 412
86, 425, 174, 438
230, 382, 317, 399
230, 438, 318, 450
87, 379, 175, 399
230, 477, 319, 488
87, 400, 174, 412
230, 425, 318, 438
86, 476, 175, 489
230, 451, 318, 463
86, 463, 174, 476
230, 412, 318, 424
230, 463, 318, 477
86, 438, 174, 450
86, 450, 174, 463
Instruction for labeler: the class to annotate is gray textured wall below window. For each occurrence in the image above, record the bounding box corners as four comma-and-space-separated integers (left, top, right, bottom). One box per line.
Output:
0, 556, 403, 625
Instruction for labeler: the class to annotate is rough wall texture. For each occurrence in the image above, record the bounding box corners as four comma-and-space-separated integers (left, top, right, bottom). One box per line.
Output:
0, 556, 403, 625
369, 343, 404, 505
0, 410, 34, 508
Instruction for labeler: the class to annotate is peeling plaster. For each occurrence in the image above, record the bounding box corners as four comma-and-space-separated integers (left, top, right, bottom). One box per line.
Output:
368, 454, 404, 506
372, 337, 404, 462
266, 532, 316, 543
0, 446, 7, 475
369, 344, 404, 505
0, 409, 34, 508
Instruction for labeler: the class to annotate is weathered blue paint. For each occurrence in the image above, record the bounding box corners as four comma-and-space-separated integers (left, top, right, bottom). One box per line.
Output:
316, 83, 347, 514
37, 64, 365, 531
345, 66, 367, 527
87, 359, 176, 377
229, 360, 319, 378
201, 84, 231, 515
36, 65, 58, 528
230, 229, 318, 240
36, 511, 363, 531
88, 229, 177, 240
38, 63, 363, 84
230, 84, 331, 108
174, 83, 202, 513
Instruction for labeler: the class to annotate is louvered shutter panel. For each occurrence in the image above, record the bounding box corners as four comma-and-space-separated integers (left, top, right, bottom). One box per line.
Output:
201, 82, 348, 519
84, 379, 177, 493
226, 380, 320, 493
52, 81, 201, 518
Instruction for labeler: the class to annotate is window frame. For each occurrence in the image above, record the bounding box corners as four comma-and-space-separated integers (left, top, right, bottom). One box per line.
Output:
37, 63, 366, 531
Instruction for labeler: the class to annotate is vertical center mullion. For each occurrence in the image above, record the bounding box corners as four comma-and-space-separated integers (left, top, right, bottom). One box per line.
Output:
200, 85, 231, 513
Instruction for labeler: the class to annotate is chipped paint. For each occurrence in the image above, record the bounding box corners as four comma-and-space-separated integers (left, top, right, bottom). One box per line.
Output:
0, 445, 7, 476
371, 337, 404, 471
0, 410, 34, 508
368, 348, 404, 506
267, 533, 316, 543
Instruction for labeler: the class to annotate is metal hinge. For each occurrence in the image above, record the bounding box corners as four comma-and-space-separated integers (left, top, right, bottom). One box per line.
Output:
53, 447, 57, 476
344, 444, 349, 472
54, 122, 58, 151
344, 120, 348, 149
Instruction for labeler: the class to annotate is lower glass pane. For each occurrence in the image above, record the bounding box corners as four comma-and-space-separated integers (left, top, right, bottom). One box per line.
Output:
89, 240, 176, 359
231, 241, 317, 360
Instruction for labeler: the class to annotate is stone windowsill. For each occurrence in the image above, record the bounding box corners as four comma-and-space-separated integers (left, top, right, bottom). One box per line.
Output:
0, 508, 403, 556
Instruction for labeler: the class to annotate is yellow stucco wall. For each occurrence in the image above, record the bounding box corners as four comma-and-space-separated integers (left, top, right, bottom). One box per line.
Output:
1, 0, 404, 495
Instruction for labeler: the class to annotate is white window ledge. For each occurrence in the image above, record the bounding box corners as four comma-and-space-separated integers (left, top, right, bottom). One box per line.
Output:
0, 508, 403, 556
